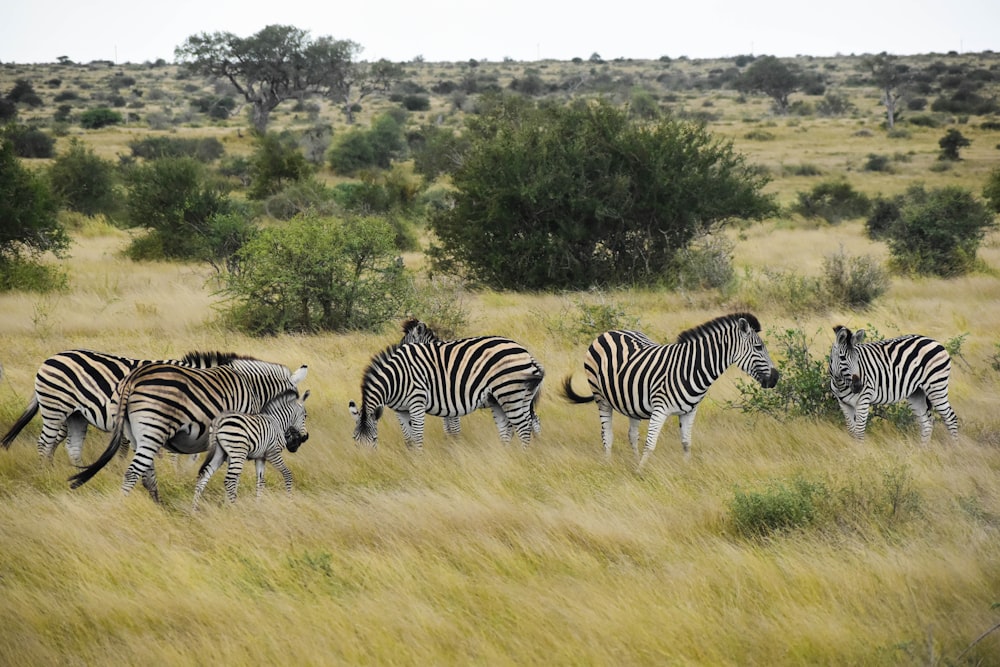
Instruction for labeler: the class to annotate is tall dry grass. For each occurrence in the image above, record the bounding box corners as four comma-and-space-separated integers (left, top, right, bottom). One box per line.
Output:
1, 222, 999, 665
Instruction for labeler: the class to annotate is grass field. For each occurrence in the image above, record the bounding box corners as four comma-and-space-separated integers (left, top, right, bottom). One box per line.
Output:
2, 52, 1000, 665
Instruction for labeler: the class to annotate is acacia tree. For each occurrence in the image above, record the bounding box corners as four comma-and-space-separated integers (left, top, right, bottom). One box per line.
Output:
736, 56, 800, 114
429, 95, 776, 290
862, 52, 909, 129
175, 25, 356, 133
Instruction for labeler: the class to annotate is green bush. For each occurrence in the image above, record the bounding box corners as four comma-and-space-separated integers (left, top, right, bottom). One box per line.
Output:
219, 213, 413, 335
883, 185, 995, 276
48, 139, 119, 217
791, 180, 871, 223
79, 107, 123, 129
429, 95, 775, 290
983, 167, 1000, 213
2, 124, 55, 158
672, 234, 736, 291
820, 247, 890, 309
729, 477, 826, 538
863, 153, 892, 172
247, 132, 312, 201
128, 136, 225, 162
328, 129, 375, 175
938, 128, 970, 161
407, 123, 471, 181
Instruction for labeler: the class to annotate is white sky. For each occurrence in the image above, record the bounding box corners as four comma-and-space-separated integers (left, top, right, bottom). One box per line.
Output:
2, 0, 997, 65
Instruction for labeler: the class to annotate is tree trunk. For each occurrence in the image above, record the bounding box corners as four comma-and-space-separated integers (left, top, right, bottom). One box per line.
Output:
883, 89, 896, 129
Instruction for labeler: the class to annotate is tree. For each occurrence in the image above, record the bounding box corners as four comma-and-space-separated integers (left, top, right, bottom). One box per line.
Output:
938, 129, 970, 161
48, 138, 118, 216
428, 95, 776, 290
0, 139, 68, 273
326, 58, 405, 124
247, 131, 313, 200
737, 56, 799, 114
862, 52, 909, 129
175, 25, 356, 133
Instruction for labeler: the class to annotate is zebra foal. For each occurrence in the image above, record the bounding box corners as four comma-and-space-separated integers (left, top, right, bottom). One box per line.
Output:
193, 389, 310, 509
350, 335, 544, 449
829, 326, 958, 443
562, 313, 779, 470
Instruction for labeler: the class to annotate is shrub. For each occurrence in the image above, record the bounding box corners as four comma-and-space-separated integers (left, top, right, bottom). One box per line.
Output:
79, 107, 123, 129
539, 292, 641, 344
906, 114, 940, 128
48, 138, 119, 217
219, 213, 413, 335
815, 92, 855, 116
128, 136, 225, 162
1, 124, 55, 158
983, 167, 1000, 213
729, 477, 826, 538
865, 196, 901, 240
820, 247, 890, 309
247, 132, 312, 200
938, 128, 971, 160
328, 129, 375, 175
884, 185, 995, 276
672, 234, 736, 291
791, 180, 871, 223
400, 94, 430, 111
407, 123, 470, 181
863, 153, 892, 172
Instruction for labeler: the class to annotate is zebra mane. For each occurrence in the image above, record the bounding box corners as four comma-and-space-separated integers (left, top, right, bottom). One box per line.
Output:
676, 312, 761, 344
179, 350, 255, 367
401, 318, 443, 343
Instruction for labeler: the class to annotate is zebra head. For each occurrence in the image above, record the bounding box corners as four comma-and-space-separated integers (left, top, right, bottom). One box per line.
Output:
830, 325, 865, 393
400, 318, 441, 345
348, 400, 382, 448
732, 315, 780, 389
281, 389, 311, 453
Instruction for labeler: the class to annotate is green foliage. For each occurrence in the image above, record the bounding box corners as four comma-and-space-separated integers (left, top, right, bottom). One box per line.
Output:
539, 292, 641, 344
47, 139, 119, 217
123, 156, 234, 260
865, 196, 901, 240
735, 56, 800, 113
938, 128, 970, 161
429, 95, 775, 290
6, 79, 42, 106
0, 256, 67, 292
79, 107, 123, 129
672, 234, 737, 291
128, 135, 225, 162
863, 153, 892, 172
328, 129, 375, 175
729, 477, 825, 538
259, 178, 337, 220
815, 92, 855, 116
0, 140, 69, 278
882, 185, 995, 276
219, 213, 413, 334
728, 327, 841, 422
407, 123, 470, 181
247, 131, 312, 200
984, 167, 1000, 213
1, 124, 55, 158
820, 247, 890, 309
791, 179, 871, 223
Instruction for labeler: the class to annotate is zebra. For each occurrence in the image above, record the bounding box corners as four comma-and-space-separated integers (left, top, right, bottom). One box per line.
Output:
399, 318, 542, 437
192, 389, 310, 509
349, 335, 544, 449
1, 349, 240, 466
68, 355, 308, 502
829, 326, 958, 443
562, 313, 779, 470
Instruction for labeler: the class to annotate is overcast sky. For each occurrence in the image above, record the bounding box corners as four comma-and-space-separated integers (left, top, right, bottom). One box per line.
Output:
3, 0, 997, 65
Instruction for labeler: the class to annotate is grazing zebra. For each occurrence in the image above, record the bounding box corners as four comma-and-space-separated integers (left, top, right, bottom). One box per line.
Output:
562, 313, 779, 470
1, 349, 239, 466
192, 389, 310, 509
68, 355, 308, 502
399, 318, 542, 437
829, 326, 958, 443
349, 335, 544, 449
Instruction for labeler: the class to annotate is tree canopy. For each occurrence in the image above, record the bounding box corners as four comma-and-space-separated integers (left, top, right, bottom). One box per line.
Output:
175, 25, 358, 132
737, 56, 800, 114
0, 139, 67, 266
428, 95, 776, 290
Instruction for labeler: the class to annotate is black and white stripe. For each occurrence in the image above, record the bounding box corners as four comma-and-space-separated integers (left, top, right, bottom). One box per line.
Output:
1, 349, 237, 465
68, 355, 308, 501
192, 389, 310, 508
562, 313, 779, 469
829, 326, 958, 442
349, 335, 544, 449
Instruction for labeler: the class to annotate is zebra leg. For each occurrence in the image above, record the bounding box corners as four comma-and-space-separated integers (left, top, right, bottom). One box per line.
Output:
596, 397, 615, 459
63, 414, 90, 467
851, 399, 871, 442
489, 404, 514, 443
224, 450, 248, 502
678, 409, 698, 458
193, 446, 227, 510
37, 419, 68, 463
255, 458, 266, 498
443, 416, 462, 435
122, 443, 159, 497
394, 410, 416, 449
140, 464, 160, 504
266, 449, 294, 494
627, 418, 641, 460
906, 392, 934, 444
926, 387, 959, 441
637, 408, 670, 472
836, 400, 856, 437
408, 407, 427, 450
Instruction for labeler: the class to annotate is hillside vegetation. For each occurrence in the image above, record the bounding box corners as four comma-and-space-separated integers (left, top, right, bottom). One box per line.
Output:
1, 51, 1000, 664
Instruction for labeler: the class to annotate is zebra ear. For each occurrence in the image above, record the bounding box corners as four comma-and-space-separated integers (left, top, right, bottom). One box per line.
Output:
301, 389, 311, 403
737, 317, 751, 335
348, 400, 359, 417
852, 329, 866, 345
835, 326, 851, 346
290, 365, 308, 386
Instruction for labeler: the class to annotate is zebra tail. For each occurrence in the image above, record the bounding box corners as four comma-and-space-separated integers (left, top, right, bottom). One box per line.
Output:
1, 394, 39, 449
561, 376, 595, 404
68, 382, 132, 489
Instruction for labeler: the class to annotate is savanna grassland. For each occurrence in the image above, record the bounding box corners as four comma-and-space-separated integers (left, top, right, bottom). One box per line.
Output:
2, 53, 1000, 665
